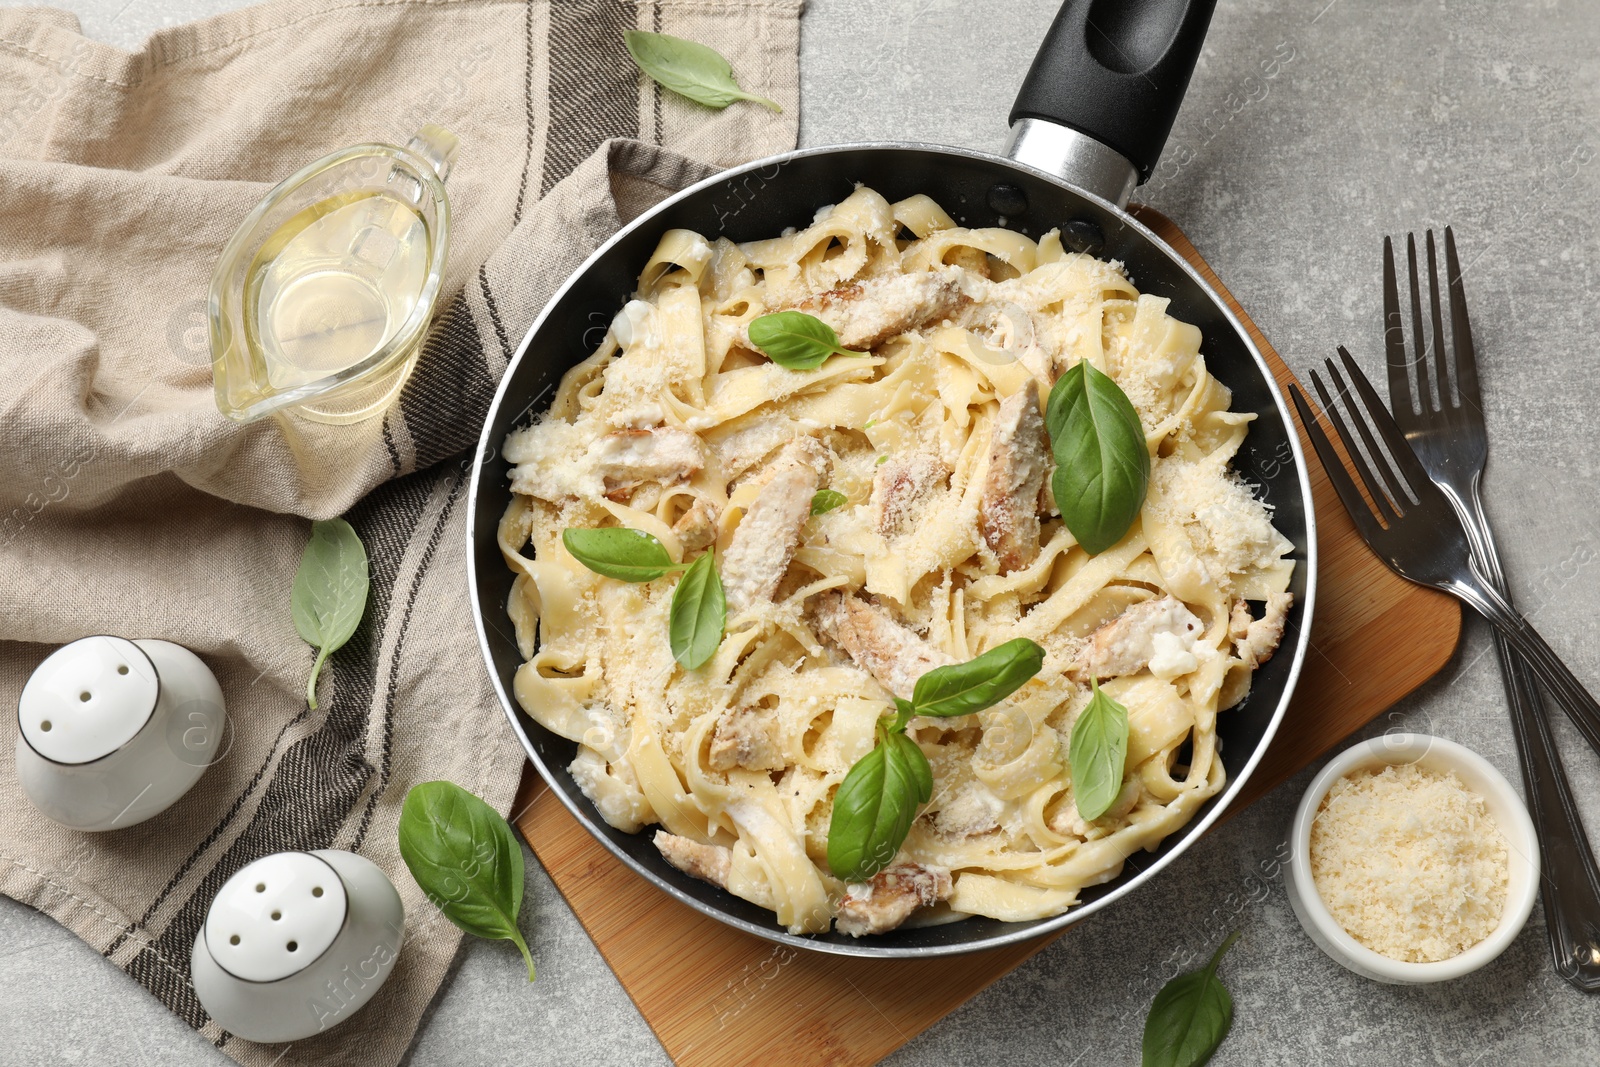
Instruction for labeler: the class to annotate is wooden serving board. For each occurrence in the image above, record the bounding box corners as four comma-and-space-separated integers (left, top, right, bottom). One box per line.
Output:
511, 208, 1463, 1067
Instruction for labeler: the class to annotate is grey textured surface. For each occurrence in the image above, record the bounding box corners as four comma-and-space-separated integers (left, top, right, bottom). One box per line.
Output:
4, 0, 1600, 1064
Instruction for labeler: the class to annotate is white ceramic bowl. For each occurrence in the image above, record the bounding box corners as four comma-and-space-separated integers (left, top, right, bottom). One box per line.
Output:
1284, 733, 1538, 984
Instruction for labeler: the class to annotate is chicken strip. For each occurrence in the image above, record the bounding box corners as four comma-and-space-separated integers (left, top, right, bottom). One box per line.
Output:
722, 462, 819, 613
1230, 592, 1293, 668
790, 269, 967, 351
654, 831, 732, 889
834, 863, 954, 937
671, 497, 719, 553
594, 428, 704, 495
756, 434, 831, 489
715, 425, 787, 479
1070, 596, 1204, 683
871, 450, 950, 538
811, 591, 954, 701
979, 388, 1050, 572
708, 706, 785, 772
932, 781, 1004, 839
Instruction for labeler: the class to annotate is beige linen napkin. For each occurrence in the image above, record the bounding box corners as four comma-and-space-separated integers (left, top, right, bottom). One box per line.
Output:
0, 1, 799, 1064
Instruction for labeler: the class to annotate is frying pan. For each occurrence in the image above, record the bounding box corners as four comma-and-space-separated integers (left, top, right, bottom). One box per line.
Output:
467, 0, 1318, 957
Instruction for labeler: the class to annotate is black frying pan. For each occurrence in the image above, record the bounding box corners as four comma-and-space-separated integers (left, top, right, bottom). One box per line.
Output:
467, 0, 1317, 957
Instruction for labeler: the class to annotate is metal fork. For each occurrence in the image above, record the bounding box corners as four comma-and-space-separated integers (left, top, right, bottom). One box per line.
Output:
1286, 359, 1600, 756
1384, 228, 1600, 991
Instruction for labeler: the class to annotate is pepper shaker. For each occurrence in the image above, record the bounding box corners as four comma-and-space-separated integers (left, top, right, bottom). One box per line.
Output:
15, 635, 225, 830
191, 850, 405, 1042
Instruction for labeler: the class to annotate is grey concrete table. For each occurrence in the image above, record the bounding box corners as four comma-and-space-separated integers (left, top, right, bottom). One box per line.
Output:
5, 1, 1600, 1063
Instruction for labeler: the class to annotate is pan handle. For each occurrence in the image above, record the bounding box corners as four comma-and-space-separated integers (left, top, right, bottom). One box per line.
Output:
1007, 0, 1217, 206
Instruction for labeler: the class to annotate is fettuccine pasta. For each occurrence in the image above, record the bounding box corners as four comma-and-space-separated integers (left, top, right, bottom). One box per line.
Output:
499, 186, 1294, 936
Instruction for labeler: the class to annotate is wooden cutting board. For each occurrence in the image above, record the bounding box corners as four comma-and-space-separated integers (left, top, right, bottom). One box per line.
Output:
510, 208, 1463, 1067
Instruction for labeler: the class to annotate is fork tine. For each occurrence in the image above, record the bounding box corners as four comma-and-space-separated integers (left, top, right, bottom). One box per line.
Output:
1324, 347, 1410, 512
1383, 236, 1415, 416
1444, 226, 1482, 411
1335, 345, 1437, 491
1406, 234, 1432, 415
1425, 230, 1451, 410
1290, 382, 1386, 543
1310, 365, 1400, 526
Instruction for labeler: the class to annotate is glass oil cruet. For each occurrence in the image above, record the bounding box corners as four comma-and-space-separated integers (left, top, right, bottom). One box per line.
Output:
208, 125, 458, 425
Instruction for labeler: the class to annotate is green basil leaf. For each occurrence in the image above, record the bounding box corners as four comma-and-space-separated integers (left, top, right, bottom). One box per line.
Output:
909, 638, 1045, 719
1070, 680, 1130, 821
827, 727, 932, 882
748, 311, 863, 370
669, 549, 726, 670
894, 730, 934, 806
810, 489, 848, 516
398, 781, 536, 981
292, 518, 369, 710
623, 30, 781, 113
562, 527, 679, 582
1046, 360, 1150, 555
1142, 931, 1241, 1067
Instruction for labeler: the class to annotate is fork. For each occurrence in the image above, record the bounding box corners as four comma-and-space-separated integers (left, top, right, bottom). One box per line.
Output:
1286, 359, 1600, 759
1384, 228, 1600, 991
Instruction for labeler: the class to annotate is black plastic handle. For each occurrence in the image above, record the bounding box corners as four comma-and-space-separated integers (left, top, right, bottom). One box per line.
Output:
1009, 0, 1218, 183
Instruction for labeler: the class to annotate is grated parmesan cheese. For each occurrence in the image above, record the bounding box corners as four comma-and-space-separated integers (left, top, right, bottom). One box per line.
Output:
1310, 762, 1509, 963
1147, 455, 1288, 584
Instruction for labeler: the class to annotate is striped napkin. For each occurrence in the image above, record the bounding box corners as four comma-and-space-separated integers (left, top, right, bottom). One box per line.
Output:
0, 1, 799, 1064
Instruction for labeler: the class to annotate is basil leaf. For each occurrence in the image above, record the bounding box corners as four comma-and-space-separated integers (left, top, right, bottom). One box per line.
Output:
562, 527, 680, 582
291, 518, 369, 710
398, 781, 536, 982
909, 638, 1045, 719
1070, 680, 1130, 820
1046, 360, 1150, 555
623, 30, 781, 113
748, 311, 863, 370
669, 550, 726, 670
1142, 931, 1241, 1067
810, 489, 848, 516
827, 727, 932, 882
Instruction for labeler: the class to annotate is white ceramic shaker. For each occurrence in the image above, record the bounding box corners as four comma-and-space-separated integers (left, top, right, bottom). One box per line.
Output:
15, 635, 225, 830
191, 850, 405, 1042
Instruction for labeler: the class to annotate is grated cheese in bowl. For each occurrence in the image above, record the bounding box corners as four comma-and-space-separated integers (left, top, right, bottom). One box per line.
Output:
1309, 762, 1510, 964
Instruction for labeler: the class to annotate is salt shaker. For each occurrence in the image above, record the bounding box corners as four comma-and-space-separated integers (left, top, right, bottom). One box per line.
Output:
191, 850, 405, 1042
15, 635, 225, 830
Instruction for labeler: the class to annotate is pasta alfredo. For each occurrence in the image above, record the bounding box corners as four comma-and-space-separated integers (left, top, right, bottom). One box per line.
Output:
499, 186, 1295, 937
